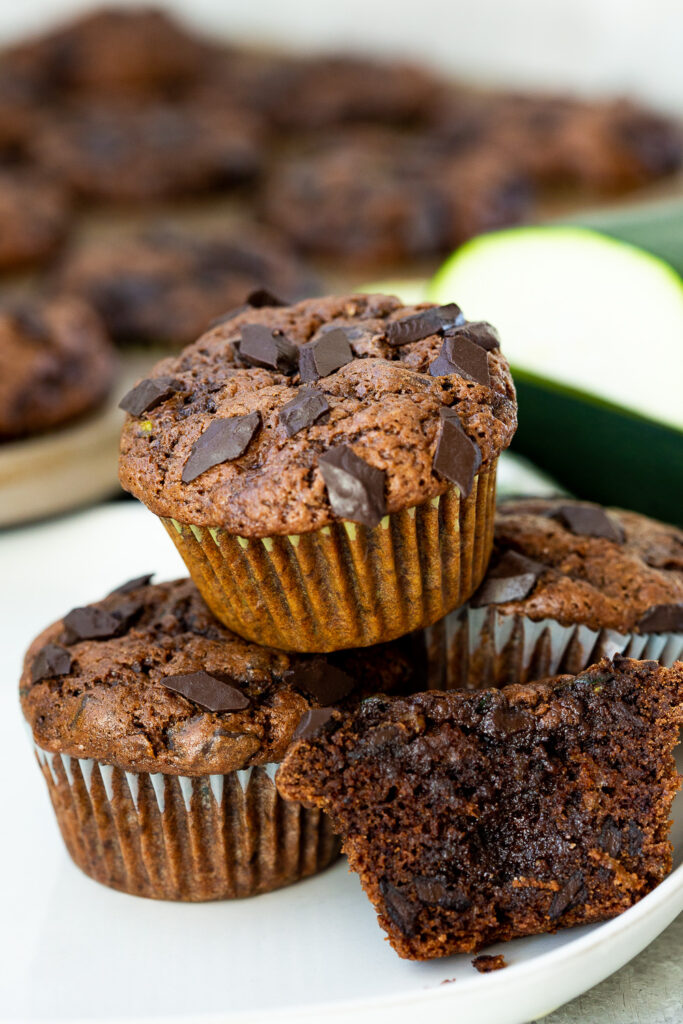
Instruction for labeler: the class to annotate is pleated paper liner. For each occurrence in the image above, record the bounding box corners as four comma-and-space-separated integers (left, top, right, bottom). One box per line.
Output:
160, 460, 498, 653
33, 746, 340, 901
422, 604, 683, 691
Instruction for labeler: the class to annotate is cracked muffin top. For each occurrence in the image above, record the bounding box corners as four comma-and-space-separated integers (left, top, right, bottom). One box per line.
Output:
20, 577, 416, 775
469, 498, 683, 633
118, 293, 517, 535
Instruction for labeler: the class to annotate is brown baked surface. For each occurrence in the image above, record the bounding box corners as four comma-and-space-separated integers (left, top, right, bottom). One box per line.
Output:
118, 293, 517, 534
277, 656, 683, 959
54, 224, 318, 348
0, 296, 116, 440
20, 577, 416, 774
0, 169, 71, 271
479, 498, 683, 632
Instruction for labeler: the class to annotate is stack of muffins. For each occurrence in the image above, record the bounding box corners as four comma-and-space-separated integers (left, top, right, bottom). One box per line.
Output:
20, 293, 683, 960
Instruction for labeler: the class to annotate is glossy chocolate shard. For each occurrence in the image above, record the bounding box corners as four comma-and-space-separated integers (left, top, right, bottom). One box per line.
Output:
62, 605, 124, 644
293, 707, 336, 741
470, 550, 546, 607
291, 659, 355, 704
379, 880, 420, 936
298, 328, 353, 382
31, 643, 73, 684
245, 287, 287, 308
444, 321, 500, 351
238, 323, 298, 373
162, 671, 250, 712
548, 870, 586, 920
119, 376, 184, 416
279, 386, 329, 437
385, 303, 465, 346
429, 334, 490, 386
554, 503, 624, 543
108, 574, 154, 596
182, 412, 261, 483
319, 444, 387, 528
636, 602, 683, 633
433, 407, 482, 496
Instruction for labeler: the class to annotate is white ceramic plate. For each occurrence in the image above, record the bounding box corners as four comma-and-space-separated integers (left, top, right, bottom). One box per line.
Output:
1, 503, 681, 1024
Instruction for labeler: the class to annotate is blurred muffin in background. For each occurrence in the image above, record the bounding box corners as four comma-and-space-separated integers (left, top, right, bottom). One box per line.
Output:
53, 224, 319, 348
0, 296, 116, 441
0, 169, 71, 272
29, 99, 265, 204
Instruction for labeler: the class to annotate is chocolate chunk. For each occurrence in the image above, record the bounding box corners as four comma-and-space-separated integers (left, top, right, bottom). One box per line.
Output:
379, 880, 420, 936
319, 445, 387, 528
472, 955, 507, 973
298, 329, 353, 382
119, 376, 183, 416
485, 704, 528, 737
62, 606, 123, 644
549, 870, 585, 919
291, 659, 355, 704
239, 323, 298, 373
433, 407, 482, 497
293, 707, 336, 741
413, 876, 470, 911
108, 574, 154, 596
245, 288, 287, 308
162, 671, 250, 712
385, 304, 465, 346
554, 504, 624, 543
599, 816, 622, 858
182, 412, 261, 483
627, 820, 644, 857
429, 334, 490, 386
470, 550, 546, 607
279, 386, 329, 437
31, 643, 73, 684
636, 602, 683, 633
445, 321, 500, 351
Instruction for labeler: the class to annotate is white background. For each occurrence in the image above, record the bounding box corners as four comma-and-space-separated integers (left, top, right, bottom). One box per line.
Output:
0, 0, 681, 111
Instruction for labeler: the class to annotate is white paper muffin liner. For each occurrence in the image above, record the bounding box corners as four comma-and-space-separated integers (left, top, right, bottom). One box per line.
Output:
422, 605, 683, 690
32, 744, 340, 900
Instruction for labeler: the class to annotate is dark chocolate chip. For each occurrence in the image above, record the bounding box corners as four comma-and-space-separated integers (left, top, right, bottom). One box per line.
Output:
161, 671, 250, 712
433, 407, 481, 497
108, 574, 154, 596
433, 303, 467, 330
238, 323, 298, 373
31, 643, 73, 684
554, 504, 624, 543
290, 659, 355, 704
379, 880, 420, 936
445, 321, 500, 351
470, 550, 546, 607
182, 412, 261, 483
279, 386, 329, 437
472, 955, 507, 973
293, 707, 336, 741
599, 816, 622, 858
429, 334, 490, 386
385, 308, 442, 346
298, 328, 353, 382
245, 288, 287, 308
119, 376, 183, 417
319, 445, 387, 528
636, 602, 683, 633
484, 703, 529, 737
628, 820, 644, 857
549, 870, 585, 919
412, 876, 471, 911
62, 606, 123, 644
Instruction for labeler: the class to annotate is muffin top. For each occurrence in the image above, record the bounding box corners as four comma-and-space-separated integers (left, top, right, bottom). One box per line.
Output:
119, 293, 517, 535
0, 169, 71, 271
470, 498, 683, 633
20, 577, 415, 775
0, 296, 116, 441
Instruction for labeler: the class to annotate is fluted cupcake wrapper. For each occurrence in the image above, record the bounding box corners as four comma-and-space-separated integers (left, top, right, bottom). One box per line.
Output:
422, 604, 683, 690
33, 745, 340, 901
160, 461, 498, 652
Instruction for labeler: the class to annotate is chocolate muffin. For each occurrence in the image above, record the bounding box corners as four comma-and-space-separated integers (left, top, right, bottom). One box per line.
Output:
54, 224, 318, 348
277, 656, 683, 959
118, 293, 517, 651
262, 131, 531, 267
423, 498, 683, 690
0, 169, 71, 271
31, 99, 264, 203
20, 576, 415, 900
0, 296, 116, 441
2, 7, 212, 98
